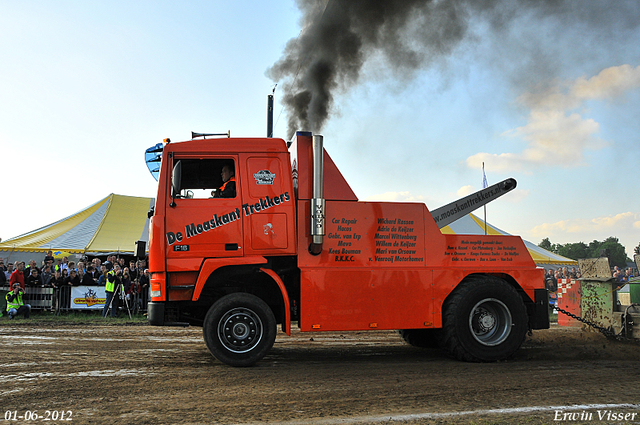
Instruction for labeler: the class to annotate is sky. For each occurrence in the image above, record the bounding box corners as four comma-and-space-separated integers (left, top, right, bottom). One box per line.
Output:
2, 1, 640, 259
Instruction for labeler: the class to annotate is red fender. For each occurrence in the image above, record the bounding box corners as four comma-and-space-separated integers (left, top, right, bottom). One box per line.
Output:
192, 256, 267, 301
260, 267, 291, 336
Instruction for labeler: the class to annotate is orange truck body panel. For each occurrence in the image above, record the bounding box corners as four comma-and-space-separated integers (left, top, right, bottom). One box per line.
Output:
296, 199, 539, 331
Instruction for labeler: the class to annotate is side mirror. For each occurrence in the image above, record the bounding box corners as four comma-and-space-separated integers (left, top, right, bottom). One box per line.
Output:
170, 160, 182, 207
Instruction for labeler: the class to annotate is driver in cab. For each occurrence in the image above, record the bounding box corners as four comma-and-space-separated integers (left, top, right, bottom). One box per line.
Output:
215, 163, 236, 198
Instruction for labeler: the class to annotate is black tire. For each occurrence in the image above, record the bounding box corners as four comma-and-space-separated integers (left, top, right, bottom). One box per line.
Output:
440, 277, 528, 362
203, 293, 276, 367
397, 329, 441, 348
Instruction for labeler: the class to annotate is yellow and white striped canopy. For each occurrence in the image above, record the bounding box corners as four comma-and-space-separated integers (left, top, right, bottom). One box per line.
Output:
0, 194, 154, 255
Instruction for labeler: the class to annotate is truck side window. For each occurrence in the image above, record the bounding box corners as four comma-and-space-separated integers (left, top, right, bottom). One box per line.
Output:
173, 158, 236, 199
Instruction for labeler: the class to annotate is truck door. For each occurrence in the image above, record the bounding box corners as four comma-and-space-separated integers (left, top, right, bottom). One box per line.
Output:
164, 156, 243, 261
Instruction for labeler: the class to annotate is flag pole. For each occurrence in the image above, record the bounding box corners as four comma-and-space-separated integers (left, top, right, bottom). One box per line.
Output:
482, 162, 487, 235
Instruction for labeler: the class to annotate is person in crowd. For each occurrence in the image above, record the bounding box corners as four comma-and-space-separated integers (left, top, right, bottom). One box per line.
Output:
98, 265, 107, 286
103, 263, 119, 318
61, 268, 69, 279
41, 265, 53, 287
77, 261, 85, 274
26, 267, 43, 287
613, 270, 626, 285
68, 261, 76, 273
48, 269, 64, 312
91, 260, 102, 280
4, 262, 13, 281
545, 269, 557, 291
0, 259, 6, 286
5, 282, 30, 319
61, 257, 69, 273
78, 267, 92, 286
82, 265, 97, 285
569, 267, 578, 279
49, 269, 64, 288
43, 250, 54, 265
545, 269, 558, 307
128, 260, 138, 282
554, 270, 562, 282
127, 277, 141, 310
613, 266, 622, 278
122, 268, 132, 294
128, 277, 141, 296
24, 260, 40, 280
54, 258, 62, 272
560, 267, 569, 279
64, 269, 80, 286
139, 268, 150, 309
10, 262, 26, 290
43, 257, 55, 274
139, 268, 150, 292
91, 258, 100, 270
625, 268, 634, 281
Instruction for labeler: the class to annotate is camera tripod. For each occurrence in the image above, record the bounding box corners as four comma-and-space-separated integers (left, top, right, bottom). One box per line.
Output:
105, 282, 132, 319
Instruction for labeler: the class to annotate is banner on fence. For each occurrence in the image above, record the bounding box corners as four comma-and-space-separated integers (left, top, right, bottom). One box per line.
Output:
71, 286, 107, 309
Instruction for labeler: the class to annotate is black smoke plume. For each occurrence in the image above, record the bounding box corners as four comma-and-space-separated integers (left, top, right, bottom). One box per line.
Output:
267, 0, 640, 138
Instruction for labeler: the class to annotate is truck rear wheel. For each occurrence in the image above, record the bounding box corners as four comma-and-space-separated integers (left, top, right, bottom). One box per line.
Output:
203, 293, 276, 367
440, 277, 528, 362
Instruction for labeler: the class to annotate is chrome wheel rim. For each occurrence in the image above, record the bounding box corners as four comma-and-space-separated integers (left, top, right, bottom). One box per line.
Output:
218, 307, 263, 353
469, 298, 512, 346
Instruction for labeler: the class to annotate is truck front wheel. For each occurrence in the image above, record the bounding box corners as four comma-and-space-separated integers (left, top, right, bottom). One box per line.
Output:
203, 293, 276, 367
440, 277, 528, 362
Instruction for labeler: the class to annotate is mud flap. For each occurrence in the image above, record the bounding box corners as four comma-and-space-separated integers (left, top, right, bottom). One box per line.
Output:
148, 301, 165, 326
528, 289, 550, 330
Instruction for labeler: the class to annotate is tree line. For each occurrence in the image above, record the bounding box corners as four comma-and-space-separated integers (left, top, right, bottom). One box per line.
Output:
537, 236, 632, 268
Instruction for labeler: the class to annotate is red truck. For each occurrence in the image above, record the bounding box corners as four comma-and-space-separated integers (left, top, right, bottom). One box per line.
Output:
148, 131, 549, 366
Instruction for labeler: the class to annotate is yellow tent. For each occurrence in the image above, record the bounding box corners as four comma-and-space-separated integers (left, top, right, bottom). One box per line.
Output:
0, 194, 154, 255
441, 213, 578, 267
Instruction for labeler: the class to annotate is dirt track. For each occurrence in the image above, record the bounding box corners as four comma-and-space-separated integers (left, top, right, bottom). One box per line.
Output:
0, 322, 639, 425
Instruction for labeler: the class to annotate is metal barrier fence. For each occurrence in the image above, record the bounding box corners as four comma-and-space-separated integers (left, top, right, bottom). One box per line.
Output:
1, 285, 149, 315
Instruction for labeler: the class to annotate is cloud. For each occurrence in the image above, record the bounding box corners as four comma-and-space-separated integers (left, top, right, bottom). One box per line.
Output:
530, 212, 640, 235
365, 191, 427, 202
466, 64, 640, 172
456, 185, 475, 197
503, 188, 529, 203
527, 211, 640, 255
572, 64, 640, 101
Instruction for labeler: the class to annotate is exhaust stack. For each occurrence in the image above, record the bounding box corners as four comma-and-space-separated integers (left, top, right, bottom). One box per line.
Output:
309, 134, 325, 255
267, 94, 274, 138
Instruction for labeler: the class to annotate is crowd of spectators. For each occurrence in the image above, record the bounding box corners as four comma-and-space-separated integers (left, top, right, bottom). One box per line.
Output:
544, 264, 636, 307
544, 266, 581, 292
1, 252, 148, 289
1, 251, 150, 316
611, 265, 634, 285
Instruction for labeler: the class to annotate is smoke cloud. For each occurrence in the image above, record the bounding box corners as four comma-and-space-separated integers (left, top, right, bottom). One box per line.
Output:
267, 0, 473, 137
267, 0, 640, 138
